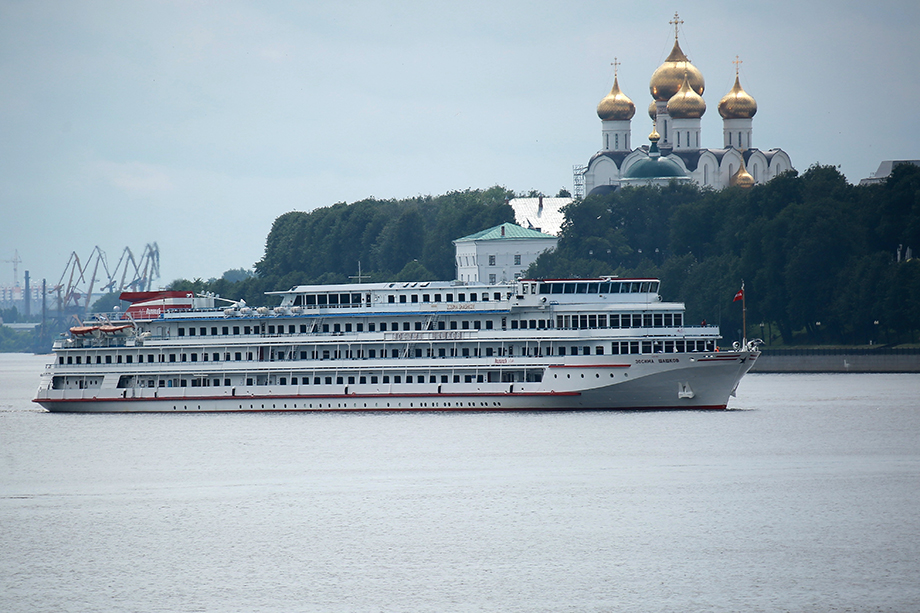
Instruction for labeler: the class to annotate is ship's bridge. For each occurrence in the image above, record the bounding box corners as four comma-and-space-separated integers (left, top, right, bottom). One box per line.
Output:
515, 278, 660, 304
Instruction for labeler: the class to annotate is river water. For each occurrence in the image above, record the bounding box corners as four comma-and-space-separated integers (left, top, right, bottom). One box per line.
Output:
2, 353, 918, 612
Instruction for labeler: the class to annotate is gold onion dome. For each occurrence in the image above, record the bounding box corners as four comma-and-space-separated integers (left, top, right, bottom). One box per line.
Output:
719, 74, 757, 119
648, 100, 657, 120
730, 157, 755, 188
667, 74, 706, 118
597, 77, 636, 121
650, 38, 704, 101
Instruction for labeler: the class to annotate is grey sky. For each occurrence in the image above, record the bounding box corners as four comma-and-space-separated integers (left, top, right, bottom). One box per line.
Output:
2, 0, 918, 289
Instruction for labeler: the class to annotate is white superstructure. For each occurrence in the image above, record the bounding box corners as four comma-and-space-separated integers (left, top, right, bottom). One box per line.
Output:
35, 277, 758, 412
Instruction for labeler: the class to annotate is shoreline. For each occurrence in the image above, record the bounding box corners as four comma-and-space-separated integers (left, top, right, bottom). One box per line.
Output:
751, 349, 920, 373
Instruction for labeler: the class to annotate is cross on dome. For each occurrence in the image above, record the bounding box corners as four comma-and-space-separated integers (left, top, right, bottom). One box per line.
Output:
670, 12, 684, 40
733, 55, 743, 76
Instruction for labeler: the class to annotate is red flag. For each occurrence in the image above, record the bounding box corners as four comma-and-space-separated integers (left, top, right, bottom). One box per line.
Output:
733, 288, 744, 302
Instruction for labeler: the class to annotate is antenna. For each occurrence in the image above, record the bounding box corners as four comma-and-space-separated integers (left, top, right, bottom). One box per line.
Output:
348, 261, 366, 284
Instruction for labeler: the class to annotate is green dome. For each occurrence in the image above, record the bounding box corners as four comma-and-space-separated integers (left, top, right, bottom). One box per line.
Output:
622, 156, 687, 179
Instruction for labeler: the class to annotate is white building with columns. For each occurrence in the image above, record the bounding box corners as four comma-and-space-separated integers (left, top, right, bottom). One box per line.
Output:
453, 223, 558, 284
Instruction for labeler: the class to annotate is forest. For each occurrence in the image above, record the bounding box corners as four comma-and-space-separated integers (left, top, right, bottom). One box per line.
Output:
160, 163, 919, 347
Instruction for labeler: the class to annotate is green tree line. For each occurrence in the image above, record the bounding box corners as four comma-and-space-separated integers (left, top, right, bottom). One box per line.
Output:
167, 187, 515, 305
527, 164, 920, 346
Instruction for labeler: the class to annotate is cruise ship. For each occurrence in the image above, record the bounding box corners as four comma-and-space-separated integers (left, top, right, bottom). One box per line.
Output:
35, 277, 759, 412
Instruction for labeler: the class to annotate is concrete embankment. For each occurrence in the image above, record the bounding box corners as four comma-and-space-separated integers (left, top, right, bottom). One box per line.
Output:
750, 349, 920, 373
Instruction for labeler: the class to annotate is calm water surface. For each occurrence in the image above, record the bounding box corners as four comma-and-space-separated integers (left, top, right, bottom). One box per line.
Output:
2, 353, 918, 612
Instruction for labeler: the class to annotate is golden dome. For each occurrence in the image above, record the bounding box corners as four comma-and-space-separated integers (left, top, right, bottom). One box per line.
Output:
719, 75, 757, 119
648, 100, 657, 120
597, 77, 636, 121
730, 157, 755, 188
667, 74, 706, 119
650, 39, 705, 101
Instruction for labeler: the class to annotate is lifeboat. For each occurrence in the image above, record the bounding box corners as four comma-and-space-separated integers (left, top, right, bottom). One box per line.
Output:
69, 326, 100, 336
99, 323, 136, 336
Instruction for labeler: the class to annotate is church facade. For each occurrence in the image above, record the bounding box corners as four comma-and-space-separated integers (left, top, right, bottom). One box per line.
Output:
581, 14, 793, 195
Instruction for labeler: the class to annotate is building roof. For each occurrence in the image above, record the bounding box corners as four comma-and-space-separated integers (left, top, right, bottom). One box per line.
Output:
508, 197, 571, 236
454, 222, 558, 243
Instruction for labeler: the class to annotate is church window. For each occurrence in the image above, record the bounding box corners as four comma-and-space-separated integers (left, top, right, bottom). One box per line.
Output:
615, 134, 619, 149
514, 254, 521, 265
728, 132, 732, 146
605, 134, 609, 149
739, 132, 743, 147
677, 132, 680, 147
696, 132, 699, 148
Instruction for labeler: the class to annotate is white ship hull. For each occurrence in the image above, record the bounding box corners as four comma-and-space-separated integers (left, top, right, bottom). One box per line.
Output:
36, 350, 757, 413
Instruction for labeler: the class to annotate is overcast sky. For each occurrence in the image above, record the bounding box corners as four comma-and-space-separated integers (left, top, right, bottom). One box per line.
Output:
2, 0, 918, 291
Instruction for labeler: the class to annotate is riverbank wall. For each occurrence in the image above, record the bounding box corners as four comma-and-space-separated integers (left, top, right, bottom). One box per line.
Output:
750, 348, 920, 373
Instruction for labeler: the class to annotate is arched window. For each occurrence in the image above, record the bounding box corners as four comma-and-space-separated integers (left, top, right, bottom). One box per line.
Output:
605, 134, 609, 149
704, 165, 709, 184
615, 134, 619, 150
728, 132, 732, 146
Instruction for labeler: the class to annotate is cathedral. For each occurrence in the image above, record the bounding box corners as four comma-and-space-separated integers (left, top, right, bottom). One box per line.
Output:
580, 14, 793, 195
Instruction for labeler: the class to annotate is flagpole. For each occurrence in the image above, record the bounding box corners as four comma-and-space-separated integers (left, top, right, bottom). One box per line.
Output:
742, 280, 747, 346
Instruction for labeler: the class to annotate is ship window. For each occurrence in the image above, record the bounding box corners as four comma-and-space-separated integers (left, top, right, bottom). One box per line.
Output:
235, 352, 241, 361
664, 314, 673, 327
587, 283, 599, 293
511, 321, 518, 329
422, 294, 430, 302
642, 341, 652, 354
233, 326, 240, 335
462, 348, 470, 357
599, 282, 610, 293
200, 327, 207, 336
268, 325, 276, 334
558, 347, 565, 356
394, 376, 401, 384
306, 295, 317, 306
379, 322, 386, 331
462, 321, 469, 330
640, 282, 650, 293
400, 295, 407, 303
450, 321, 457, 330
383, 376, 390, 383
148, 354, 154, 363
279, 377, 287, 385
391, 349, 399, 358
244, 326, 251, 335
576, 283, 587, 294
643, 314, 653, 327
347, 376, 355, 384
344, 323, 352, 332
318, 295, 328, 305
169, 354, 175, 363
371, 376, 378, 384
469, 293, 477, 301
411, 294, 418, 303
676, 341, 685, 352
446, 294, 453, 302
654, 314, 663, 327
675, 314, 682, 326
563, 283, 575, 294
190, 354, 197, 362
414, 322, 422, 331
611, 343, 620, 355
453, 375, 460, 383
178, 328, 185, 337
596, 346, 604, 355
406, 375, 413, 383
212, 353, 219, 362
588, 315, 597, 328
494, 292, 501, 301
458, 293, 466, 302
